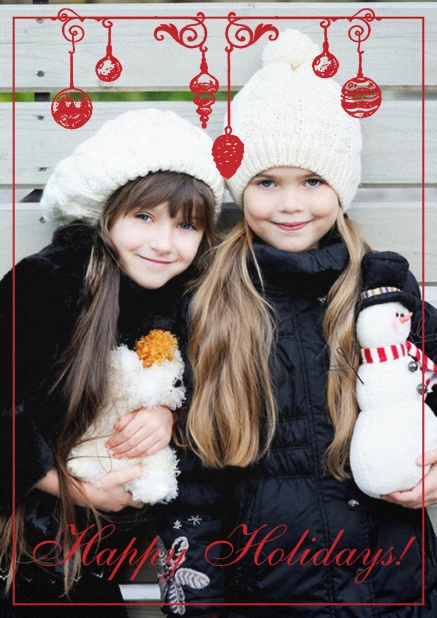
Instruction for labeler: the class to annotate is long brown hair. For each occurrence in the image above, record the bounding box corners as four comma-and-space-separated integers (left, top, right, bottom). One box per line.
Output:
186, 208, 371, 480
2, 171, 216, 596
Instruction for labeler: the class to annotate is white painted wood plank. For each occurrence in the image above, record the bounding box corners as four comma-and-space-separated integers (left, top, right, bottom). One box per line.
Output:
1, 99, 435, 188
347, 201, 437, 286
1, 202, 436, 286
0, 3, 436, 91
430, 506, 437, 533
0, 204, 58, 277
120, 584, 159, 602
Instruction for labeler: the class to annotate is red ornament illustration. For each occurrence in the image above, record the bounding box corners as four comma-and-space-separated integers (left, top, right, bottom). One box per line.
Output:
341, 10, 381, 118
155, 14, 219, 129
52, 89, 93, 130
225, 14, 279, 50
212, 14, 280, 177
212, 129, 244, 179
341, 76, 381, 118
313, 20, 339, 78
49, 7, 383, 134
190, 49, 219, 129
341, 35, 381, 118
95, 20, 123, 82
52, 10, 93, 129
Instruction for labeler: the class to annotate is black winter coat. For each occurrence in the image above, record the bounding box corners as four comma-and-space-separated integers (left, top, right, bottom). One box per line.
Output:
157, 234, 437, 617
0, 224, 188, 593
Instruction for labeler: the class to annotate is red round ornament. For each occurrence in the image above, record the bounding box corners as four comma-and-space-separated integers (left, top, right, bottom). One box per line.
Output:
95, 51, 123, 82
51, 88, 93, 129
95, 22, 122, 83
212, 131, 244, 179
52, 32, 93, 130
312, 50, 339, 79
341, 76, 381, 118
313, 22, 339, 79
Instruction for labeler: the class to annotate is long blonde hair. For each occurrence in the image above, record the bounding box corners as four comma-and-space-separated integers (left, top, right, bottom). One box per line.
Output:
186, 209, 371, 480
187, 219, 277, 468
1, 172, 217, 597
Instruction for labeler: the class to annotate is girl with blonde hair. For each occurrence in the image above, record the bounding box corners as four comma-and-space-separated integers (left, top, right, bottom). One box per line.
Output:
158, 31, 437, 615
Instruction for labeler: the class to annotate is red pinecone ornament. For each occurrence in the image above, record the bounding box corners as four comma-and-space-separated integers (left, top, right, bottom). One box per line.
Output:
212, 133, 244, 179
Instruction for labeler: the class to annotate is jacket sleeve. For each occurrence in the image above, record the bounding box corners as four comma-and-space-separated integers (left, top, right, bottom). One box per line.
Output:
0, 251, 80, 511
155, 445, 228, 617
405, 270, 437, 414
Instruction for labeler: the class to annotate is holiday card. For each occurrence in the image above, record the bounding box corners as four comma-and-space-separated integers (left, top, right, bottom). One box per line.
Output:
1, 2, 436, 615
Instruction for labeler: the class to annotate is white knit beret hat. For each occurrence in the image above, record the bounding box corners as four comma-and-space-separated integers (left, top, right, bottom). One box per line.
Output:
226, 29, 362, 211
41, 108, 224, 224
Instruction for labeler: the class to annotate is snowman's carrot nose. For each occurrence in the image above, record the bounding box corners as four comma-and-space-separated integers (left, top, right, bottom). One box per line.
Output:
399, 312, 413, 324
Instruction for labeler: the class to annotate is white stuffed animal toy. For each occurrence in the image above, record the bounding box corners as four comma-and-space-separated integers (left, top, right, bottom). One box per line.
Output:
350, 253, 437, 499
67, 329, 184, 504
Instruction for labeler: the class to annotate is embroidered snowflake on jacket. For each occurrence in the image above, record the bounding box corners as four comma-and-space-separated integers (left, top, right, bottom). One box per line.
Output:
157, 535, 210, 616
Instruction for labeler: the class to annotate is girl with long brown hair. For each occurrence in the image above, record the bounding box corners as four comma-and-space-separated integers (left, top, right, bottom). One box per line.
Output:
158, 31, 437, 615
0, 109, 223, 616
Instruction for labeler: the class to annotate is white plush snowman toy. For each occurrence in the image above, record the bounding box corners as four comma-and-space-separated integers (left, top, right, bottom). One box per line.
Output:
350, 252, 437, 499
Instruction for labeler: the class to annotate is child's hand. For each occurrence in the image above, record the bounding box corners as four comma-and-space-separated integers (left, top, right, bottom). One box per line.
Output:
380, 449, 437, 508
105, 405, 174, 459
36, 466, 144, 511
73, 464, 144, 512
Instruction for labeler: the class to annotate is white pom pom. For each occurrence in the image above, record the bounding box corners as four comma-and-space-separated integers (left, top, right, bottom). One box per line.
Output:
262, 29, 320, 71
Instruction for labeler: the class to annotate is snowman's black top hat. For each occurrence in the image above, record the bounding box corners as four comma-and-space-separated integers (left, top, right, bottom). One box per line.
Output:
358, 251, 420, 313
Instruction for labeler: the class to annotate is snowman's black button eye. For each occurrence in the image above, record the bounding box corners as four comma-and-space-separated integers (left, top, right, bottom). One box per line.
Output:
400, 313, 405, 317
395, 312, 399, 317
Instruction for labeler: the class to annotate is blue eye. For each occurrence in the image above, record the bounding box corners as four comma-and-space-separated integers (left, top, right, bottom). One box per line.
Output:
179, 222, 196, 231
305, 178, 322, 188
258, 179, 275, 189
135, 212, 153, 222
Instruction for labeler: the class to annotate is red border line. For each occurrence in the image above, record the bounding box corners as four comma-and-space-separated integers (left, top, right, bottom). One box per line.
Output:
12, 14, 425, 20
11, 13, 17, 609
421, 14, 426, 604
10, 11, 427, 609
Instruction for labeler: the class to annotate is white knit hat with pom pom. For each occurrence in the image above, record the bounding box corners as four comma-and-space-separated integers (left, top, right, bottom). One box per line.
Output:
41, 108, 224, 224
226, 29, 362, 211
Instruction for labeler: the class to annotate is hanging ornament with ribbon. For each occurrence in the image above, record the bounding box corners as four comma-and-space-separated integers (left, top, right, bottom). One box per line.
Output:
212, 15, 278, 178
312, 20, 339, 78
341, 13, 381, 118
211, 45, 244, 179
52, 14, 92, 129
189, 47, 219, 129
155, 13, 219, 130
95, 20, 123, 82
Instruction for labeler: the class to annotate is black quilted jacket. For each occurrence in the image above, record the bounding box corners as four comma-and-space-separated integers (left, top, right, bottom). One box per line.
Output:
157, 233, 437, 617
0, 223, 189, 580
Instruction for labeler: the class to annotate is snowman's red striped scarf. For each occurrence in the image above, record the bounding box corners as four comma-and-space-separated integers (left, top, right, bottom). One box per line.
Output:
361, 341, 437, 388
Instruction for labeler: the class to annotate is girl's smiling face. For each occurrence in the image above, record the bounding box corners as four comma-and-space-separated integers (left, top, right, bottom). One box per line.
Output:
243, 167, 340, 253
109, 201, 204, 289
